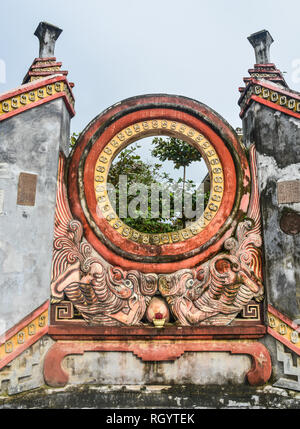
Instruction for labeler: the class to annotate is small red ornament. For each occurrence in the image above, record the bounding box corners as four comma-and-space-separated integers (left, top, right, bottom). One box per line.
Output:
155, 312, 163, 320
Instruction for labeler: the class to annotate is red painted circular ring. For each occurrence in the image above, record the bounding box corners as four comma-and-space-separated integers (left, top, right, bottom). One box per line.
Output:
68, 94, 250, 273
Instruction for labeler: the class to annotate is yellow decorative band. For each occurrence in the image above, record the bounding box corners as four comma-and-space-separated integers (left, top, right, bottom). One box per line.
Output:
0, 80, 74, 117
94, 119, 224, 246
30, 66, 61, 73
268, 311, 300, 348
0, 308, 48, 361
240, 82, 300, 115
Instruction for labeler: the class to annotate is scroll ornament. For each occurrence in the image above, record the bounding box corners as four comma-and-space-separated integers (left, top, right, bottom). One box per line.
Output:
159, 144, 264, 325
51, 154, 157, 326
51, 145, 263, 327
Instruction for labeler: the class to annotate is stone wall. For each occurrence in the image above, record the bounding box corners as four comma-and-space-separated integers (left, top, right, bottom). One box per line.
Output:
0, 98, 70, 335
243, 103, 300, 321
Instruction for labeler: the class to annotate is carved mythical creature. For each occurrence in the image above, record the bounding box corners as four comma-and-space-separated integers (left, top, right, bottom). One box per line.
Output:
52, 256, 157, 326
50, 155, 157, 326
51, 145, 263, 327
159, 145, 264, 326
159, 240, 263, 326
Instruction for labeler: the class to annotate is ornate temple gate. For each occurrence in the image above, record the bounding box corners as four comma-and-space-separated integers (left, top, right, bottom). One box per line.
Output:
0, 24, 299, 400
45, 94, 271, 387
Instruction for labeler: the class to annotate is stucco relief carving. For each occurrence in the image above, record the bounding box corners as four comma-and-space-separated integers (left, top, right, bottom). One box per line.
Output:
158, 145, 263, 325
52, 252, 157, 327
51, 155, 157, 326
51, 145, 263, 327
159, 211, 263, 326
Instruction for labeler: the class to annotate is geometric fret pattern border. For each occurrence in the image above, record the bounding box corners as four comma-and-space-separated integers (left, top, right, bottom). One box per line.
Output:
273, 341, 300, 392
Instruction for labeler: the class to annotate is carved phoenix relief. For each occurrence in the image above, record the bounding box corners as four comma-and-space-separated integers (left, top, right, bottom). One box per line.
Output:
51, 145, 263, 327
157, 145, 263, 326
51, 154, 157, 326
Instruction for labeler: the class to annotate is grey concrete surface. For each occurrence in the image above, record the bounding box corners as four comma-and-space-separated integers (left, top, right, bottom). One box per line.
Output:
0, 98, 70, 335
243, 103, 300, 320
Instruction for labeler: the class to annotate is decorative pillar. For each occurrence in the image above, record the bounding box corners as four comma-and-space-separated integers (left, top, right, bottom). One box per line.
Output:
0, 22, 75, 340
239, 30, 300, 322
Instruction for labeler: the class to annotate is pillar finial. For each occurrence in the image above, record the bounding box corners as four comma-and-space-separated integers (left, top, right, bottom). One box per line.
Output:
247, 30, 274, 64
34, 22, 63, 58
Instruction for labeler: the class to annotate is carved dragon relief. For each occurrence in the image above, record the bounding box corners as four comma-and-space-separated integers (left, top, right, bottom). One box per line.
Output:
158, 218, 263, 326
51, 145, 263, 327
157, 145, 263, 326
51, 154, 157, 326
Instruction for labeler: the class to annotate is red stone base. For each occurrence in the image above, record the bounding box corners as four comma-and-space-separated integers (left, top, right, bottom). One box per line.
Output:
43, 338, 272, 388
48, 324, 266, 340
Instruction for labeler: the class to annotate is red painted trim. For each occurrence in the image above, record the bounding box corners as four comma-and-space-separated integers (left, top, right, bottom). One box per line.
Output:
48, 324, 266, 341
0, 75, 73, 102
43, 340, 272, 387
84, 108, 237, 258
250, 79, 300, 99
253, 63, 276, 67
240, 95, 300, 119
267, 327, 300, 357
248, 68, 282, 75
0, 93, 75, 121
24, 58, 57, 72
252, 95, 300, 120
268, 304, 300, 332
0, 300, 49, 345
0, 327, 48, 370
68, 95, 249, 272
31, 62, 62, 69
267, 305, 300, 356
0, 301, 49, 370
78, 220, 237, 273
33, 57, 57, 62
28, 71, 68, 77
239, 79, 300, 118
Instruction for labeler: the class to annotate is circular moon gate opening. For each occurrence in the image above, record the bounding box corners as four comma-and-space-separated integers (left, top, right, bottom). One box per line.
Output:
103, 131, 214, 235
68, 95, 250, 273
106, 137, 209, 235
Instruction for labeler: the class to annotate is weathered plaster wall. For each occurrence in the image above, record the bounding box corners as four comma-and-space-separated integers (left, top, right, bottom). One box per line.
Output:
0, 98, 70, 335
0, 336, 54, 395
243, 103, 300, 320
0, 342, 251, 395
0, 341, 299, 408
62, 351, 251, 386
260, 335, 300, 390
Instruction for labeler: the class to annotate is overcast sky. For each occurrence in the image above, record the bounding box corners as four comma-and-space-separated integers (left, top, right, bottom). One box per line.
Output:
2, 0, 300, 182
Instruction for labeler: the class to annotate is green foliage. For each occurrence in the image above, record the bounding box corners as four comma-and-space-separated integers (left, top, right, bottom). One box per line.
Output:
108, 143, 204, 234
69, 134, 209, 234
108, 143, 181, 233
151, 137, 203, 228
70, 132, 79, 148
204, 190, 210, 207
108, 144, 162, 188
151, 137, 202, 169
